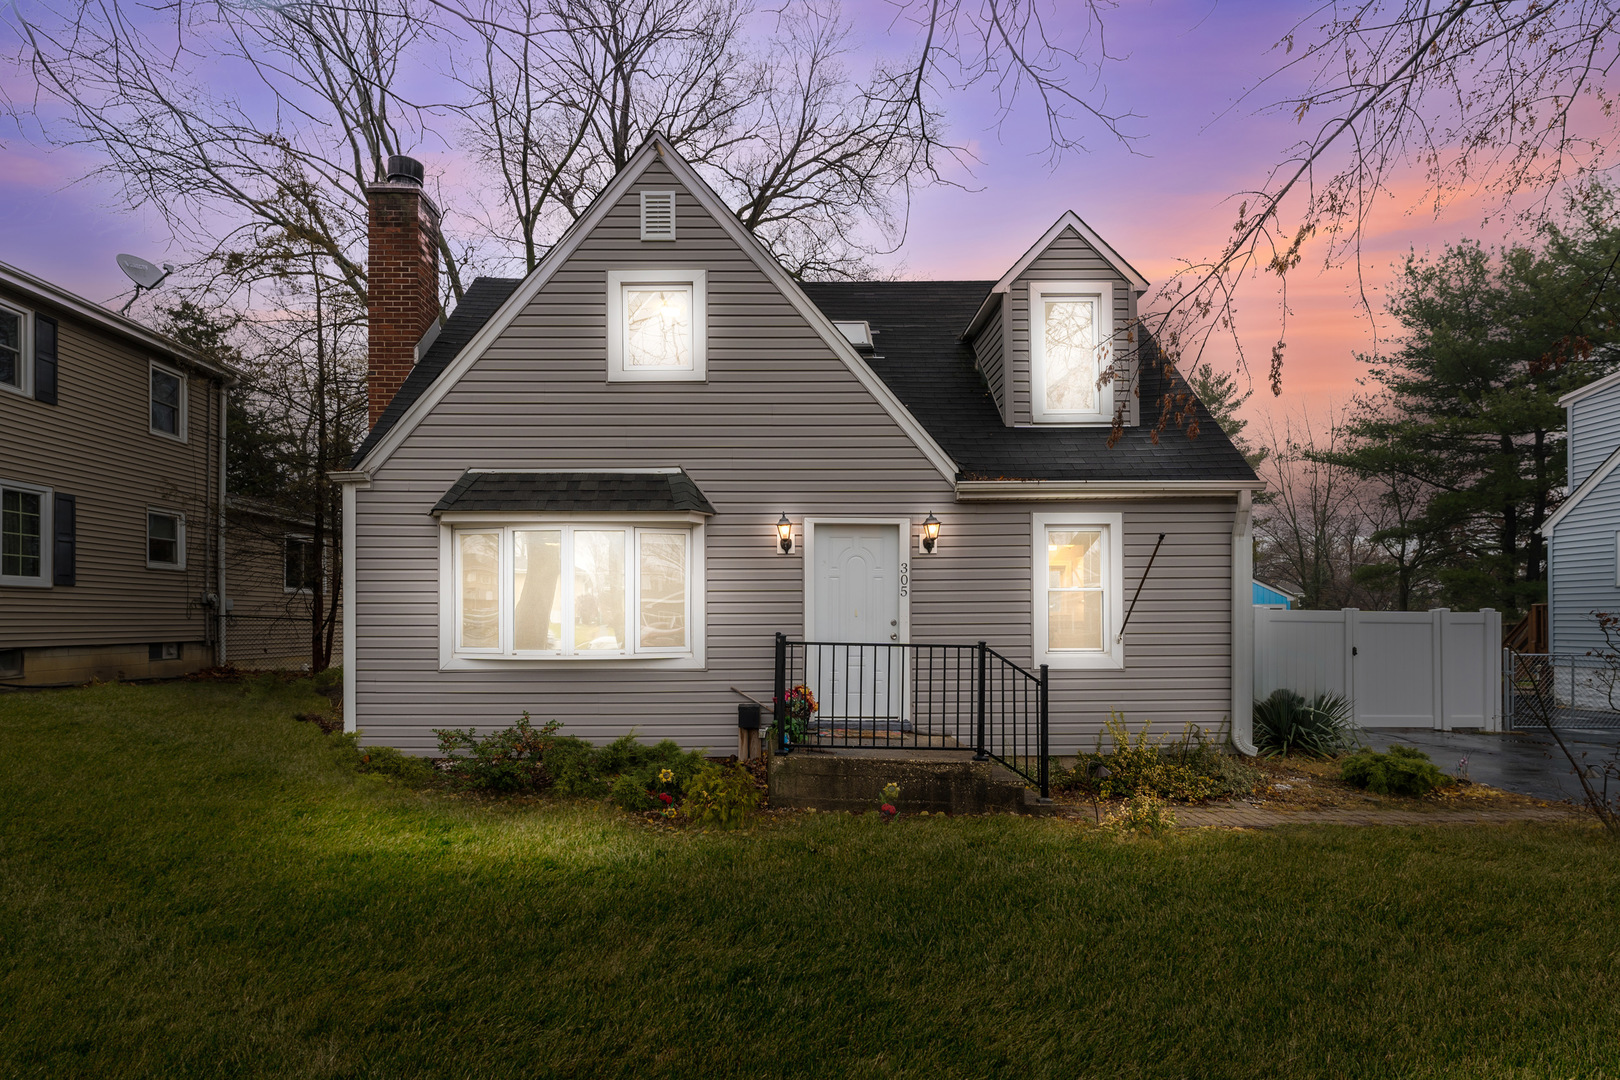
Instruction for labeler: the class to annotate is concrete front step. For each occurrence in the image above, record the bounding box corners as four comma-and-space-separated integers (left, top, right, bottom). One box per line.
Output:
768, 748, 1054, 815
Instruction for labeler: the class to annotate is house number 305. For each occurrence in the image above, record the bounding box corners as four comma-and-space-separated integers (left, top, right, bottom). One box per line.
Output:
899, 563, 909, 597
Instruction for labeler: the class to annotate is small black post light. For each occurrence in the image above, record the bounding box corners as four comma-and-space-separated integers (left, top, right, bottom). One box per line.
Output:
776, 512, 794, 554
921, 512, 941, 554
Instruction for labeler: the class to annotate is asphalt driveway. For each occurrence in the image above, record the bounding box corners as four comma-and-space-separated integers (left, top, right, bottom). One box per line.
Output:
1363, 727, 1620, 803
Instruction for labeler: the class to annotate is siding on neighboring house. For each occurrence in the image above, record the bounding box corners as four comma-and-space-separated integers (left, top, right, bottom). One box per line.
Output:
226, 507, 341, 671
353, 160, 1238, 754
1549, 467, 1620, 659
1568, 376, 1620, 488
1004, 228, 1140, 426
0, 282, 222, 674
971, 298, 1009, 424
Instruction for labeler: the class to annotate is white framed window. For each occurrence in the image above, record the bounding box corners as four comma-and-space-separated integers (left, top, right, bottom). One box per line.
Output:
147, 509, 186, 570
0, 301, 31, 397
1029, 280, 1117, 424
1, 479, 51, 588
640, 191, 676, 241
1614, 530, 1620, 588
441, 517, 704, 667
1032, 511, 1125, 669
149, 361, 186, 439
285, 535, 318, 593
606, 268, 707, 382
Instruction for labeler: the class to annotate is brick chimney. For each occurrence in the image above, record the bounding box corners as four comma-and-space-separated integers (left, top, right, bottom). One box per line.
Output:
366, 154, 441, 428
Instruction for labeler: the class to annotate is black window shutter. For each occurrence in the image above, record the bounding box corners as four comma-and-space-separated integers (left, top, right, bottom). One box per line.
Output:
34, 315, 58, 405
53, 494, 76, 586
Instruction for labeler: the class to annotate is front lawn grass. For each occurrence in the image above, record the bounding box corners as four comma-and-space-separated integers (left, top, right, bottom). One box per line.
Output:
2, 679, 1617, 1079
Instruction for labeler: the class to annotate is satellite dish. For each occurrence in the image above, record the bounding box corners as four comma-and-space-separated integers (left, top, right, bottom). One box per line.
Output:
115, 254, 176, 315
117, 254, 172, 289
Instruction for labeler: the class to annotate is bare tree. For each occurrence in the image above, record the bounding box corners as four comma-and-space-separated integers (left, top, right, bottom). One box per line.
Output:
1144, 1, 1620, 441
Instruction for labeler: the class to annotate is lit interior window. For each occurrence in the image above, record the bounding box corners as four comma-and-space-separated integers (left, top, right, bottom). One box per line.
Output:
623, 287, 693, 369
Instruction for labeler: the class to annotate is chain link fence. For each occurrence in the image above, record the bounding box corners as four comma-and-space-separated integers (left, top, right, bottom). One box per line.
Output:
224, 614, 326, 673
1505, 652, 1620, 731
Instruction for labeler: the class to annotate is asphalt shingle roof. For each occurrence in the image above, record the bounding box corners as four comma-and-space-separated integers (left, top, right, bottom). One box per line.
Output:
798, 281, 1258, 482
431, 470, 717, 515
356, 275, 1258, 484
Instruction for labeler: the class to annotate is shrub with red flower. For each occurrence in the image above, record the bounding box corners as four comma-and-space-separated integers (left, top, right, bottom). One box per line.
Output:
780, 684, 818, 743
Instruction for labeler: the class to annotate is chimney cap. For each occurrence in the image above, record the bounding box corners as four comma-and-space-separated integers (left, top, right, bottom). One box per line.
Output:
385, 154, 425, 186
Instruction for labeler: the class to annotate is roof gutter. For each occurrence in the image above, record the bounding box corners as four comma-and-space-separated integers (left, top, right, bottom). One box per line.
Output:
955, 479, 1266, 501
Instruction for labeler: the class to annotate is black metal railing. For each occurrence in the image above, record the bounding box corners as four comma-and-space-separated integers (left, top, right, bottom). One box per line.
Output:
772, 633, 1049, 798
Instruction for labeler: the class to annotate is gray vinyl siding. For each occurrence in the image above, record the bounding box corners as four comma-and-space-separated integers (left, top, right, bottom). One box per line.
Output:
0, 285, 221, 650
354, 161, 1235, 753
971, 299, 1009, 423
1007, 228, 1139, 426
1569, 379, 1620, 488
1548, 466, 1620, 658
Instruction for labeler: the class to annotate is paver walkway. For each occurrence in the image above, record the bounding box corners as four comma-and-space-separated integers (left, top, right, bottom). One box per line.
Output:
1173, 803, 1581, 828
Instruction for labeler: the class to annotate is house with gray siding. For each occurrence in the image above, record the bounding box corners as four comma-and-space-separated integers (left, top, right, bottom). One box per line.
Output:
340, 136, 1264, 757
0, 261, 237, 685
1543, 367, 1620, 658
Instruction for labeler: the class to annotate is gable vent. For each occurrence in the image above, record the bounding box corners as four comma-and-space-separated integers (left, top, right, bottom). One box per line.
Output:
640, 191, 676, 241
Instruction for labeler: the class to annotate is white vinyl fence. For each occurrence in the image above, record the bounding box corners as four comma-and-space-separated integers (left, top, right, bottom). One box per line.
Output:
1254, 607, 1504, 731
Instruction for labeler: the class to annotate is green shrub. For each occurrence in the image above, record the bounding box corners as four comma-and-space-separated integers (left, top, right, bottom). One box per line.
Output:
1253, 689, 1357, 758
683, 761, 762, 829
357, 744, 435, 786
433, 712, 562, 793
312, 665, 342, 695
1340, 744, 1452, 796
1162, 726, 1262, 798
1065, 714, 1217, 801
1104, 794, 1177, 835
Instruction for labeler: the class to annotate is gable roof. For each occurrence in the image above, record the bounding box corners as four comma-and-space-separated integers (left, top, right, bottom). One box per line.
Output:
963, 212, 1151, 338
1559, 363, 1620, 408
798, 281, 1258, 482
1542, 442, 1620, 534
350, 135, 957, 481
431, 469, 715, 515
0, 259, 238, 382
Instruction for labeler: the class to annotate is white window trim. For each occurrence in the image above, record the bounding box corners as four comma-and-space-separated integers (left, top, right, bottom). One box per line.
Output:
1615, 530, 1620, 589
1032, 511, 1125, 669
0, 478, 52, 588
800, 517, 914, 643
0, 300, 32, 398
1028, 279, 1117, 424
149, 360, 188, 441
606, 268, 708, 382
284, 534, 315, 595
146, 508, 186, 571
437, 514, 707, 670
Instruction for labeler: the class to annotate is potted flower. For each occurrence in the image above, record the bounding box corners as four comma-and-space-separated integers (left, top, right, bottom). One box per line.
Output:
779, 684, 818, 747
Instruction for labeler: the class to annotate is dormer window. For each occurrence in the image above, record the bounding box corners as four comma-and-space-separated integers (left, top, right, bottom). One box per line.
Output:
607, 269, 707, 381
1029, 280, 1116, 424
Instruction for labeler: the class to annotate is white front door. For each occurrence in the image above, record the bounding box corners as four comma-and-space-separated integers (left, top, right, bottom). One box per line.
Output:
810, 522, 905, 726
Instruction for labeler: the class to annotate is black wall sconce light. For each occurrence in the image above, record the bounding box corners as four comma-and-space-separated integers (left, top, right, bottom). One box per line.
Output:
776, 512, 794, 554
921, 511, 941, 554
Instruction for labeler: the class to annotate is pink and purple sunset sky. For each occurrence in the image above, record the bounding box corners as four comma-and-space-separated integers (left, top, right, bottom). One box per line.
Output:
0, 0, 1532, 427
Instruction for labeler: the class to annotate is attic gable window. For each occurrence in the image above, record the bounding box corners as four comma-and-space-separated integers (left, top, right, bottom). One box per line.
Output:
640, 191, 676, 241
1029, 280, 1116, 424
606, 269, 707, 381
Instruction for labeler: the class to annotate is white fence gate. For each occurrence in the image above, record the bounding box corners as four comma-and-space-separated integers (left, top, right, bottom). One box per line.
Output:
1254, 607, 1503, 731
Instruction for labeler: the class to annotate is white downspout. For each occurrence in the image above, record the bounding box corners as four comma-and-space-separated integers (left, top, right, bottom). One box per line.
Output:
341, 478, 360, 733
1230, 489, 1256, 755
217, 381, 229, 667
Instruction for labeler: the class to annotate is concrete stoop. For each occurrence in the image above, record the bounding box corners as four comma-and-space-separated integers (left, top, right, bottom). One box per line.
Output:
768, 748, 1055, 815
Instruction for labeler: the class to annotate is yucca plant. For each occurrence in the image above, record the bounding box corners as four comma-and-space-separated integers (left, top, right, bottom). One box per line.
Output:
1253, 689, 1357, 758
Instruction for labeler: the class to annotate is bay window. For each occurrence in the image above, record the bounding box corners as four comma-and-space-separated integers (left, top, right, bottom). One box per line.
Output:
1029, 280, 1116, 423
448, 521, 700, 662
1032, 512, 1125, 669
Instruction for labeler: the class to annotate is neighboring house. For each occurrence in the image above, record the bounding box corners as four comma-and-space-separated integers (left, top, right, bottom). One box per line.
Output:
0, 261, 236, 685
225, 496, 341, 672
1543, 367, 1620, 657
1252, 580, 1294, 608
339, 137, 1264, 755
